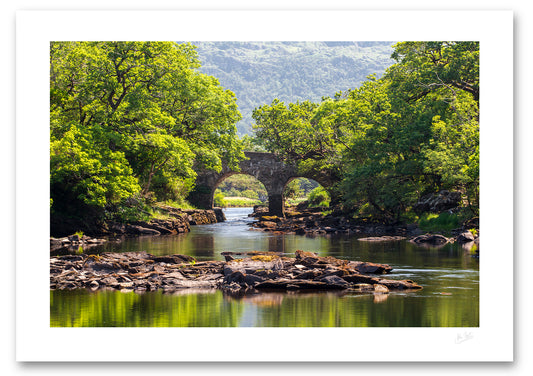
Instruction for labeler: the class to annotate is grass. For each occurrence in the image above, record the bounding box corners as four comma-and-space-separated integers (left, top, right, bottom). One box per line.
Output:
418, 212, 461, 233
285, 197, 307, 206
221, 196, 262, 207
148, 208, 173, 220
162, 199, 196, 210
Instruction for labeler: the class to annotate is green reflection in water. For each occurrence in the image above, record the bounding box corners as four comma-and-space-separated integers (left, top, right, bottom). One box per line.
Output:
50, 285, 478, 327
50, 289, 244, 327
51, 208, 479, 327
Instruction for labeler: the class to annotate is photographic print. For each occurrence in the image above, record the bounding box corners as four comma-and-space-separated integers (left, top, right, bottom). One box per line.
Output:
49, 40, 479, 328
17, 10, 513, 362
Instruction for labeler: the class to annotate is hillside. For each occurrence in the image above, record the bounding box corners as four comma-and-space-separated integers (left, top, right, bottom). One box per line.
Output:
192, 41, 396, 135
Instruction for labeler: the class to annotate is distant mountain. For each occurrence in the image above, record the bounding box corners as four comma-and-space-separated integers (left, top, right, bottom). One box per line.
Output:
192, 41, 396, 135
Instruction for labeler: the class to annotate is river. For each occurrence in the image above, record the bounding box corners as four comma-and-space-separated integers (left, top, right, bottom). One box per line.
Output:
50, 207, 479, 327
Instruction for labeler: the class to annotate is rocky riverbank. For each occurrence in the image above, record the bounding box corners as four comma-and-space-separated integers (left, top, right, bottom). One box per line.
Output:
50, 250, 422, 295
107, 207, 225, 235
250, 206, 421, 237
50, 207, 225, 252
250, 206, 479, 251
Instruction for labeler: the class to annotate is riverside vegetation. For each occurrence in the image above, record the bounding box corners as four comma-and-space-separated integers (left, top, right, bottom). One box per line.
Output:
50, 41, 479, 245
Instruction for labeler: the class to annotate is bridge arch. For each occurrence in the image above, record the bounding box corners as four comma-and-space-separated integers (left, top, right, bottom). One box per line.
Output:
188, 152, 310, 216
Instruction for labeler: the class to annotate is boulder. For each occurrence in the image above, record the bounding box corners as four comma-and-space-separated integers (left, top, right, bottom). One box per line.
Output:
317, 275, 350, 288
457, 231, 475, 244
256, 221, 278, 229
350, 261, 392, 274
411, 234, 449, 246
244, 274, 265, 287
377, 278, 422, 290
224, 270, 246, 284
255, 279, 347, 291
358, 236, 407, 242
373, 284, 389, 294
50, 252, 423, 294
342, 274, 380, 285
213, 208, 226, 222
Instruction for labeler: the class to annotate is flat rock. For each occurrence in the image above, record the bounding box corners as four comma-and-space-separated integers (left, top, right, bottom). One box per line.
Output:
50, 251, 422, 294
358, 236, 407, 242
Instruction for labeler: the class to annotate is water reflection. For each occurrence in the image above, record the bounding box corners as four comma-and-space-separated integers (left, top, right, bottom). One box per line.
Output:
50, 208, 479, 327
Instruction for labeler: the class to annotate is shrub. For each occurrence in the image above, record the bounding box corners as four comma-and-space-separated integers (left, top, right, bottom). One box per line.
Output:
418, 212, 460, 233
307, 186, 330, 208
214, 192, 227, 207
241, 189, 259, 199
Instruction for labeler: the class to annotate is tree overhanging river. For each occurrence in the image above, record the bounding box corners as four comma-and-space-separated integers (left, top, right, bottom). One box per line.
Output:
50, 207, 479, 327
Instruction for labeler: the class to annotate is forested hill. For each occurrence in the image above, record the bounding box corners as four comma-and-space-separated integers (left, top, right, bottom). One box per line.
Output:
192, 41, 396, 135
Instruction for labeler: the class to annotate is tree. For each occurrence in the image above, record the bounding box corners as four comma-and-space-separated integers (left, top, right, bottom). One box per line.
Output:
252, 99, 343, 187
388, 41, 479, 103
250, 41, 479, 222
50, 41, 244, 223
50, 124, 140, 209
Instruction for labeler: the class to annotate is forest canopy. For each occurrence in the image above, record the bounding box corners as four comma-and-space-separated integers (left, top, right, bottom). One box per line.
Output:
50, 40, 479, 229
50, 41, 244, 223
252, 41, 479, 222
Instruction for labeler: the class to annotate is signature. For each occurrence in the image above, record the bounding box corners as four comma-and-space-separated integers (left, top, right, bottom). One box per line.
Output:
455, 332, 474, 344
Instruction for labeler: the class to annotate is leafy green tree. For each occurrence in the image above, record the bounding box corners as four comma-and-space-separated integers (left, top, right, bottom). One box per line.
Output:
388, 41, 479, 103
50, 41, 244, 225
241, 189, 259, 200
386, 42, 480, 212
50, 124, 140, 208
252, 99, 343, 187
283, 180, 303, 200
213, 192, 227, 207
251, 41, 479, 221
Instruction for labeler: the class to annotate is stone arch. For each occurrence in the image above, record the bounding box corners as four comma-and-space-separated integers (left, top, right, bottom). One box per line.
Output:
188, 152, 333, 217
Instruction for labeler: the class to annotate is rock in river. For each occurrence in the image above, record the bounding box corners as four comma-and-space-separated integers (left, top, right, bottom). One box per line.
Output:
50, 251, 422, 295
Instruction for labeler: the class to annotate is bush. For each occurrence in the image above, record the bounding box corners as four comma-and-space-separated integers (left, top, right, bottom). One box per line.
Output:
214, 192, 227, 207
241, 189, 259, 200
418, 212, 460, 233
307, 186, 330, 208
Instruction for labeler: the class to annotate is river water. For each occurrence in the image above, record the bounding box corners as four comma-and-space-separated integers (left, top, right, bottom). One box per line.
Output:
50, 207, 479, 327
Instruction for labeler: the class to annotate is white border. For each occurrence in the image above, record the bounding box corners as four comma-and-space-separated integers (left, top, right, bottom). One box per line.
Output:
16, 10, 513, 362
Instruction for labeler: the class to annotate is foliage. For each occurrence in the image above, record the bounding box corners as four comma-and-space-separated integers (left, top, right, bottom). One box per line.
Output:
284, 180, 303, 200
215, 174, 268, 202
307, 186, 331, 208
50, 42, 244, 224
240, 134, 266, 152
50, 124, 141, 208
251, 41, 479, 223
284, 178, 321, 206
213, 192, 227, 207
221, 196, 261, 207
159, 199, 197, 211
418, 212, 461, 233
252, 99, 344, 186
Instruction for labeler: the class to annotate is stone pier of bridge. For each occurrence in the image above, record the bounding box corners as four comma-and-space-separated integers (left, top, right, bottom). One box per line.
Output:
188, 152, 300, 217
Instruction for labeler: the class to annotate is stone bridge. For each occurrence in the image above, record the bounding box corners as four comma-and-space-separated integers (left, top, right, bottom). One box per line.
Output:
187, 152, 330, 217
